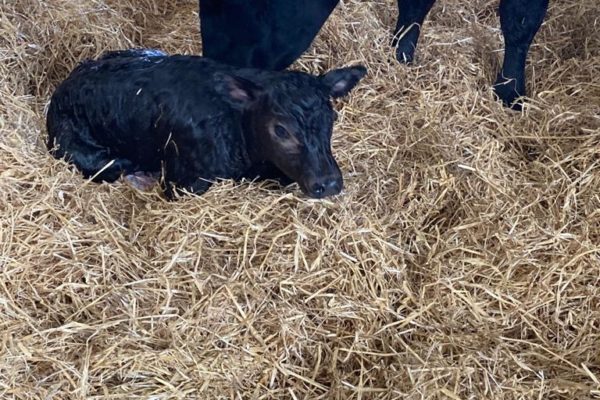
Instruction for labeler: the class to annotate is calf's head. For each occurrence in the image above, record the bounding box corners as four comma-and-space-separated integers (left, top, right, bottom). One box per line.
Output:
215, 65, 367, 198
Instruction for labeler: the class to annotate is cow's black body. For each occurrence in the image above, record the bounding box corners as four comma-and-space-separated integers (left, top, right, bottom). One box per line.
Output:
200, 0, 338, 71
47, 50, 367, 199
199, 0, 549, 110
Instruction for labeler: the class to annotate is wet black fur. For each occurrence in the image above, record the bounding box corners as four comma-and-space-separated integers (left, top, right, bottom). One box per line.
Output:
47, 50, 366, 199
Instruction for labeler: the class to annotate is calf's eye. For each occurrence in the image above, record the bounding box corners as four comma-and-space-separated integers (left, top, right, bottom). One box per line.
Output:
274, 124, 290, 139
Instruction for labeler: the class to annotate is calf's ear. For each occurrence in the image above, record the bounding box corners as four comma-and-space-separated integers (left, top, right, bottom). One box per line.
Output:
320, 65, 367, 98
213, 72, 264, 109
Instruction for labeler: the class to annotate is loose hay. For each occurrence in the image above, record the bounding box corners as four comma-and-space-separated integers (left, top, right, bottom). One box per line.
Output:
1, 0, 600, 398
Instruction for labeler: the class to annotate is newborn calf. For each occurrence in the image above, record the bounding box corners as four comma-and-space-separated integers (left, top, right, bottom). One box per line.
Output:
47, 49, 366, 199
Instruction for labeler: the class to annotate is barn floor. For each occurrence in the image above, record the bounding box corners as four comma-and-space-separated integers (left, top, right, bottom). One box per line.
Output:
1, 0, 599, 398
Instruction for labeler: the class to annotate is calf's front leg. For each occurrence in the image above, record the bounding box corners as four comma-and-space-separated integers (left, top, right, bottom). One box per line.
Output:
161, 141, 214, 200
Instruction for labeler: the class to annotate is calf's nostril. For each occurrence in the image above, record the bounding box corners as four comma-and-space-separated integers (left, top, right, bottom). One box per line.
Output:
311, 183, 325, 196
326, 179, 342, 193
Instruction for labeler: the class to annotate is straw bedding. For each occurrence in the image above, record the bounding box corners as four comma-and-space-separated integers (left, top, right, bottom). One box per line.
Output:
1, 0, 599, 398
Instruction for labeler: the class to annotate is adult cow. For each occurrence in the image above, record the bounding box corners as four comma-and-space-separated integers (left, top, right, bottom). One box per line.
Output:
199, 0, 549, 110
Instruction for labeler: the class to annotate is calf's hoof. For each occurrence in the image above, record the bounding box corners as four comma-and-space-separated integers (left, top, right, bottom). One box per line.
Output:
124, 172, 159, 191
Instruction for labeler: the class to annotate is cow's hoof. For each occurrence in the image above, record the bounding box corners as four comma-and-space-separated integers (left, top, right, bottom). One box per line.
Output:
493, 77, 526, 111
395, 48, 415, 64
393, 40, 416, 64
392, 29, 419, 64
124, 172, 158, 191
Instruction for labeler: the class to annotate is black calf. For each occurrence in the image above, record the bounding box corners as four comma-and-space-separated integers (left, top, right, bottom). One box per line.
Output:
47, 50, 367, 199
199, 0, 549, 110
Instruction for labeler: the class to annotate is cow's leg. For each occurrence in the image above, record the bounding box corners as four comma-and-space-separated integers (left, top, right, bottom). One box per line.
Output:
48, 120, 135, 182
199, 0, 339, 70
493, 0, 549, 110
392, 0, 436, 63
